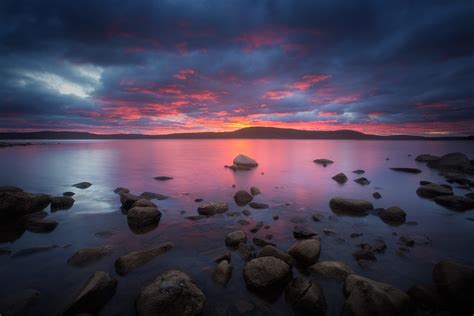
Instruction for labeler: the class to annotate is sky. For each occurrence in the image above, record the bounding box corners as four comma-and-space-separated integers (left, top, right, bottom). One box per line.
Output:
0, 0, 473, 136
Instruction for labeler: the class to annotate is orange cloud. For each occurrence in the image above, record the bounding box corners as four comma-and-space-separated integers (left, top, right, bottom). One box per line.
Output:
263, 89, 294, 100
174, 69, 196, 80
290, 74, 330, 91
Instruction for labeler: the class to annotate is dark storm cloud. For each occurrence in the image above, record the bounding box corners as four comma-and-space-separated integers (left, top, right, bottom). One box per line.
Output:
0, 0, 473, 135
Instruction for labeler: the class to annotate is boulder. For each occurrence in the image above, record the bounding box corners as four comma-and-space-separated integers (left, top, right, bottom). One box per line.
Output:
434, 195, 474, 211
64, 271, 117, 315
415, 154, 440, 162
139, 192, 169, 200
309, 261, 354, 280
120, 192, 142, 209
332, 172, 348, 184
243, 257, 291, 296
136, 270, 205, 316
197, 202, 228, 215
407, 283, 444, 312
379, 207, 407, 224
288, 239, 321, 267
0, 185, 23, 193
153, 176, 173, 181
416, 183, 453, 198
233, 154, 258, 169
293, 225, 317, 239
250, 186, 261, 195
252, 237, 275, 248
113, 187, 130, 194
212, 259, 232, 285
67, 245, 113, 267
26, 218, 58, 233
248, 202, 269, 209
0, 191, 51, 219
399, 234, 431, 247
127, 206, 162, 228
0, 288, 40, 316
50, 196, 74, 210
432, 260, 474, 314
115, 242, 174, 275
285, 278, 327, 315
429, 152, 470, 171
233, 190, 253, 206
131, 199, 156, 208
343, 274, 412, 316
225, 230, 247, 247
313, 159, 333, 167
72, 182, 92, 189
354, 177, 370, 185
390, 167, 422, 174
258, 245, 294, 266
329, 197, 373, 216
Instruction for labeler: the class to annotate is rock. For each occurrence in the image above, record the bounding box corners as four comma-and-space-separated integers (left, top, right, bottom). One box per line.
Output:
234, 300, 255, 314
72, 182, 92, 189
399, 234, 431, 247
432, 260, 474, 314
379, 206, 407, 224
407, 283, 444, 312
288, 239, 321, 267
233, 154, 258, 169
329, 197, 373, 216
127, 206, 162, 228
416, 154, 440, 162
64, 271, 117, 315
248, 202, 269, 209
311, 213, 324, 222
350, 233, 363, 238
416, 183, 453, 198
237, 243, 255, 261
309, 261, 353, 280
323, 229, 337, 236
343, 274, 412, 315
243, 257, 291, 296
67, 245, 113, 267
153, 176, 173, 181
429, 152, 471, 171
0, 288, 41, 316
273, 215, 279, 220
26, 218, 58, 233
140, 192, 169, 200
353, 169, 365, 174
131, 199, 156, 208
50, 196, 74, 210
466, 192, 474, 199
285, 278, 327, 315
136, 270, 205, 316
242, 209, 251, 216
94, 230, 116, 239
373, 192, 382, 199
197, 202, 228, 215
212, 259, 232, 285
420, 180, 431, 185
226, 211, 240, 217
434, 195, 474, 211
352, 247, 376, 261
233, 190, 253, 206
115, 242, 174, 275
354, 177, 370, 185
0, 191, 51, 219
293, 225, 317, 239
332, 172, 348, 184
186, 215, 206, 221
252, 237, 275, 248
390, 167, 422, 174
0, 247, 11, 255
225, 230, 247, 247
0, 185, 23, 192
120, 192, 142, 209
194, 198, 203, 202
113, 187, 130, 194
250, 186, 261, 195
258, 245, 294, 266
11, 245, 59, 258
63, 191, 75, 197
313, 159, 333, 167
238, 219, 250, 225
249, 221, 263, 233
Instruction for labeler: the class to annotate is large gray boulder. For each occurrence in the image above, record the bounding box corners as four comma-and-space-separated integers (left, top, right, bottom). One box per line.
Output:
243, 257, 291, 296
115, 242, 174, 275
288, 239, 321, 267
329, 197, 373, 216
285, 278, 327, 315
136, 270, 205, 316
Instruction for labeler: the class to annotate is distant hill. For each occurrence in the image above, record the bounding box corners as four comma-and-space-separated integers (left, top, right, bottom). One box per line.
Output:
0, 127, 471, 140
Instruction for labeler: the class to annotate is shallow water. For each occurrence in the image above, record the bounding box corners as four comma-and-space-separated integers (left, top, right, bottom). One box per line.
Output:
0, 139, 473, 315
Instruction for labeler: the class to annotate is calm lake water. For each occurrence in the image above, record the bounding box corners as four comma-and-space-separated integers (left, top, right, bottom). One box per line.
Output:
1, 139, 473, 315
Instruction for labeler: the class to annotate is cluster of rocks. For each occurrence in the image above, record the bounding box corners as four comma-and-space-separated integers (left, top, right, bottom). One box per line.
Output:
118, 190, 163, 232
225, 154, 259, 171
416, 181, 474, 211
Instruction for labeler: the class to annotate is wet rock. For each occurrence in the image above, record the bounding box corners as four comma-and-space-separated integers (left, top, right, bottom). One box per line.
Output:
115, 242, 174, 275
285, 278, 327, 315
434, 195, 474, 211
249, 221, 263, 233
354, 177, 370, 185
132, 199, 156, 208
238, 219, 250, 225
272, 215, 279, 220
420, 180, 431, 185
343, 274, 412, 315
432, 260, 474, 314
197, 202, 228, 215
113, 187, 129, 194
94, 230, 116, 239
309, 261, 353, 280
250, 186, 261, 195
153, 176, 173, 181
186, 215, 206, 221
416, 183, 453, 199
136, 270, 205, 316
63, 191, 75, 197
416, 154, 440, 162
429, 152, 471, 171
390, 167, 422, 174
252, 237, 275, 248
372, 192, 382, 199
140, 192, 169, 200
225, 230, 247, 247
0, 191, 51, 219
120, 192, 142, 209
214, 252, 231, 263
242, 209, 251, 216
0, 185, 23, 193
50, 196, 74, 210
67, 245, 113, 267
258, 245, 294, 266
127, 206, 162, 228
212, 259, 232, 285
399, 234, 431, 247
243, 257, 291, 297
379, 206, 407, 224
11, 245, 59, 258
64, 271, 117, 315
288, 239, 321, 267
237, 243, 255, 261
234, 300, 255, 314
26, 218, 58, 233
293, 225, 317, 239
352, 169, 365, 174
72, 182, 92, 189
332, 172, 348, 184
352, 247, 376, 262
233, 154, 258, 170
233, 190, 253, 206
226, 211, 240, 217
194, 198, 203, 202
329, 197, 373, 216
249, 202, 269, 209
0, 288, 40, 316
350, 233, 363, 238
313, 159, 333, 167
407, 283, 444, 312
311, 213, 324, 222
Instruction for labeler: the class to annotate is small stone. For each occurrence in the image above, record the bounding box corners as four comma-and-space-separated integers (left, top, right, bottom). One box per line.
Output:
72, 182, 92, 189
293, 225, 317, 239
249, 202, 269, 209
153, 176, 173, 181
225, 230, 247, 247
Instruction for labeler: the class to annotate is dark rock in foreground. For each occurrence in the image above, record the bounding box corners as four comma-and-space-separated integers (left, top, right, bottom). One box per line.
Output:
243, 257, 291, 298
26, 218, 59, 233
429, 152, 471, 172
285, 278, 327, 315
127, 206, 162, 228
415, 154, 440, 162
115, 242, 174, 275
0, 288, 40, 316
136, 270, 205, 316
0, 191, 51, 219
113, 187, 130, 194
72, 182, 92, 189
408, 283, 445, 312
225, 230, 247, 247
309, 261, 354, 281
258, 245, 294, 266
250, 186, 261, 195
120, 192, 142, 209
329, 197, 373, 216
233, 190, 253, 206
390, 167, 422, 174
434, 195, 474, 211
293, 225, 317, 239
11, 245, 59, 258
212, 259, 232, 285
62, 191, 75, 197
288, 239, 321, 267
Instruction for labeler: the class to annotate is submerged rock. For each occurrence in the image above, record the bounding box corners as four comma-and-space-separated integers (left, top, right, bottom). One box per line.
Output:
50, 196, 74, 210
258, 245, 294, 266
197, 202, 228, 215
113, 187, 130, 194
332, 172, 348, 184
399, 234, 431, 247
67, 245, 113, 267
26, 218, 58, 233
250, 186, 261, 195
352, 169, 365, 174
249, 202, 269, 209
140, 192, 169, 200
233, 190, 253, 206
390, 167, 422, 174
127, 206, 162, 228
288, 239, 321, 267
416, 154, 440, 162
313, 159, 333, 167
243, 257, 291, 297
115, 242, 174, 275
136, 270, 205, 316
329, 197, 373, 216
212, 259, 232, 285
293, 225, 317, 239
225, 230, 247, 247
309, 261, 353, 281
64, 271, 117, 315
285, 278, 327, 315
72, 182, 92, 189
233, 154, 258, 169
354, 177, 370, 185
120, 192, 142, 209
379, 206, 407, 224
434, 195, 474, 211
63, 191, 75, 197
11, 245, 59, 258
153, 176, 173, 181
416, 183, 453, 198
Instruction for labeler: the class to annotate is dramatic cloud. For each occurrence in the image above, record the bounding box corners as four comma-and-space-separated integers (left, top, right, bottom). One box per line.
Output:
0, 0, 473, 135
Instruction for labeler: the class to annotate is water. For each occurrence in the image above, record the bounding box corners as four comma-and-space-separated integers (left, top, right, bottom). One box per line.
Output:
0, 139, 473, 315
